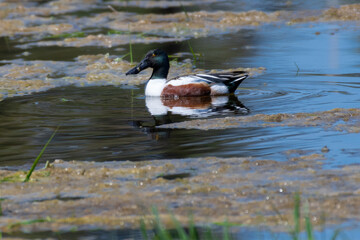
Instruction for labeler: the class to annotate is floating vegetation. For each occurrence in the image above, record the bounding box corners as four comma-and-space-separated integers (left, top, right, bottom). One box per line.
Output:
0, 2, 358, 48
0, 55, 263, 102
45, 31, 86, 39
0, 20, 74, 37
287, 3, 360, 24
108, 0, 220, 9
107, 29, 128, 35
19, 34, 183, 48
158, 108, 360, 133
7, 217, 52, 231
1, 156, 359, 234
0, 171, 25, 183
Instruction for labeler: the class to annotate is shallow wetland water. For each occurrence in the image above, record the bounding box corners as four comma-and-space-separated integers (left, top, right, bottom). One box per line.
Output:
0, 0, 360, 239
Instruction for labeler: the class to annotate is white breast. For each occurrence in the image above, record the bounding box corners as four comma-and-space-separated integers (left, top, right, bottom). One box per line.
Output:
145, 79, 166, 96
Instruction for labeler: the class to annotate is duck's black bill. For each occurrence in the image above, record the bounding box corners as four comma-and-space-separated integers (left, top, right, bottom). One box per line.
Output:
125, 59, 150, 75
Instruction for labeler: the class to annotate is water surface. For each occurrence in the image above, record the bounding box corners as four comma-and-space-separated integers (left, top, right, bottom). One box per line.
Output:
1, 22, 359, 169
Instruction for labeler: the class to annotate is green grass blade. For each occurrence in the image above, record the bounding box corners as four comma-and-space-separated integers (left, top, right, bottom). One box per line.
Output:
222, 219, 231, 240
129, 40, 133, 64
128, 25, 133, 64
4, 36, 10, 52
305, 215, 313, 240
304, 200, 313, 240
24, 126, 60, 182
204, 226, 214, 240
293, 192, 301, 239
114, 53, 130, 62
180, 3, 190, 21
294, 62, 300, 74
187, 40, 196, 65
107, 30, 127, 35
188, 215, 197, 240
170, 213, 188, 240
330, 229, 341, 240
140, 219, 149, 240
44, 160, 50, 169
152, 207, 171, 240
269, 201, 295, 239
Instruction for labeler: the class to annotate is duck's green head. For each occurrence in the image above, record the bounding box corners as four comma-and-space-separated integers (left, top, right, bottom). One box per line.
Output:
126, 49, 169, 79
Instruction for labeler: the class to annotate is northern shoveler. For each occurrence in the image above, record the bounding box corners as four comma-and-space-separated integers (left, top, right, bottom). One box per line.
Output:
126, 49, 248, 97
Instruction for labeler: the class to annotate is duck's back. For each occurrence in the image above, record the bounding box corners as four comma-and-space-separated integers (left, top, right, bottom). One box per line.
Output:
161, 71, 248, 96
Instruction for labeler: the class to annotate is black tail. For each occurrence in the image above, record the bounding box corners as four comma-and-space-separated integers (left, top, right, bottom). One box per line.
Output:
225, 72, 248, 93
194, 71, 249, 93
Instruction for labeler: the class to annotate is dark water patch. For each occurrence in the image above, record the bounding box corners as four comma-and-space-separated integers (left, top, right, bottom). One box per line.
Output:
304, 72, 360, 78
3, 229, 144, 240
109, 5, 199, 15
157, 172, 192, 180
3, 224, 358, 240
33, 195, 90, 202
3, 226, 359, 240
0, 86, 251, 167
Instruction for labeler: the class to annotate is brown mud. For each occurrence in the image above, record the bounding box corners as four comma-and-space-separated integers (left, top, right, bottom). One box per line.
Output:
30, 34, 183, 48
1, 154, 359, 233
158, 108, 360, 133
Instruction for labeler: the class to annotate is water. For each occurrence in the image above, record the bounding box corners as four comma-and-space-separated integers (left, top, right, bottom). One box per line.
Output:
1, 0, 360, 238
1, 23, 359, 168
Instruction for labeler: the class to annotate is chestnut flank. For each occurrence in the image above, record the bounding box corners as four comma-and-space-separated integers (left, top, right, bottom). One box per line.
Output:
161, 83, 211, 97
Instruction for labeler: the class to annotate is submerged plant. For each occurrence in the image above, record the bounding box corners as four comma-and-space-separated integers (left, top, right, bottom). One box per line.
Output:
187, 40, 196, 63
7, 217, 52, 230
180, 3, 191, 22
107, 29, 128, 35
294, 62, 300, 75
186, 40, 202, 66
0, 172, 26, 183
45, 32, 85, 39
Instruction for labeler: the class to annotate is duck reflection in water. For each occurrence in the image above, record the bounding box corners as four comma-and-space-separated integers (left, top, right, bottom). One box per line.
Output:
131, 94, 249, 139
146, 94, 249, 117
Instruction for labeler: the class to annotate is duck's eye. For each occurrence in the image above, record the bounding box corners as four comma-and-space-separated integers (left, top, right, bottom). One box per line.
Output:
152, 53, 156, 57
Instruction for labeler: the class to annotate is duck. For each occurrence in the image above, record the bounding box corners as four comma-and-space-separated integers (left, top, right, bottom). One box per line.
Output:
126, 49, 248, 97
